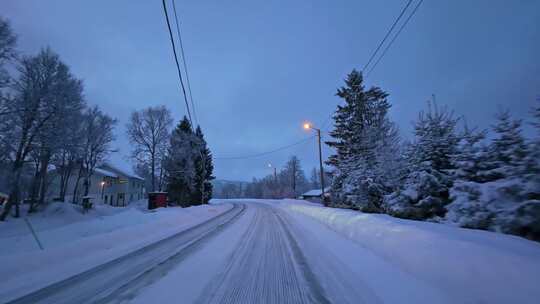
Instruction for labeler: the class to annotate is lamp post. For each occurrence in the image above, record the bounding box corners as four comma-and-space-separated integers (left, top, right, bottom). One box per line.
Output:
100, 181, 106, 202
303, 122, 325, 200
268, 163, 278, 198
267, 163, 277, 183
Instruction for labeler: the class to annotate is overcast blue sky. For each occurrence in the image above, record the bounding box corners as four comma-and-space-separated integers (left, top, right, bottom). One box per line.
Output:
2, 0, 539, 181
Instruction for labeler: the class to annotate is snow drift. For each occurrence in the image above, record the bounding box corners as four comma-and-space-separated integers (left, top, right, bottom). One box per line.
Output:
283, 201, 540, 303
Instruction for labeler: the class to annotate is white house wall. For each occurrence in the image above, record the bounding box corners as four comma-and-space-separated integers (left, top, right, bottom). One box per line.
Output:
49, 169, 145, 206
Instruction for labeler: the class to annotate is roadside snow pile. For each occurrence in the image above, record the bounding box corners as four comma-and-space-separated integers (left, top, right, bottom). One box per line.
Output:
0, 202, 232, 302
283, 202, 540, 303
0, 201, 149, 255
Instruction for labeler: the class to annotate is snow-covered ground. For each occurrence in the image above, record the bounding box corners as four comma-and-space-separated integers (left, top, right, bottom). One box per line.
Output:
280, 199, 540, 303
2, 199, 540, 303
0, 201, 232, 302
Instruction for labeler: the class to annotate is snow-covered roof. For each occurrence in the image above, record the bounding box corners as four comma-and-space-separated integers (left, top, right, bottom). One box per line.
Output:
94, 168, 118, 178
103, 163, 144, 180
302, 187, 330, 197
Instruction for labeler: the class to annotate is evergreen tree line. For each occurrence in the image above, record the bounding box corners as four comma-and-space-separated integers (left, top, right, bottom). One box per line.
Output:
216, 156, 321, 199
327, 69, 540, 240
0, 18, 117, 220
164, 116, 214, 206
128, 112, 214, 207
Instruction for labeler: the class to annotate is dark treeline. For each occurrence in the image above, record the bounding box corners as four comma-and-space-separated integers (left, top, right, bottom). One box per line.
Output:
326, 69, 540, 240
216, 156, 324, 199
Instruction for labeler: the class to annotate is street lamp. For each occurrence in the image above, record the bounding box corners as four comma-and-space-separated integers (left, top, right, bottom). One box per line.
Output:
267, 163, 277, 183
303, 122, 326, 200
100, 181, 106, 201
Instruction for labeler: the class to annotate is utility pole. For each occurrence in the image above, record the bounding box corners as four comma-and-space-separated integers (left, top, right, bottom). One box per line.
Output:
292, 159, 297, 197
316, 128, 325, 200
303, 123, 326, 201
268, 163, 278, 198
100, 181, 106, 202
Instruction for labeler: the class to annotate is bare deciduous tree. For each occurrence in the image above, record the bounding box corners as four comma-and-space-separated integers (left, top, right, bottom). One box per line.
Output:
0, 16, 16, 95
126, 105, 172, 192
0, 17, 17, 162
72, 106, 116, 202
27, 60, 85, 212
0, 48, 69, 220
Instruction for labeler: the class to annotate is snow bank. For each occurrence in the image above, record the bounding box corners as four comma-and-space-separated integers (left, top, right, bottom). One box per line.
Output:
282, 201, 540, 303
0, 200, 156, 255
0, 202, 232, 302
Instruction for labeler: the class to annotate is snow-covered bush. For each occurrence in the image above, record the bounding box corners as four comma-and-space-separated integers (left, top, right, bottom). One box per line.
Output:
445, 109, 540, 240
382, 103, 458, 220
384, 162, 452, 219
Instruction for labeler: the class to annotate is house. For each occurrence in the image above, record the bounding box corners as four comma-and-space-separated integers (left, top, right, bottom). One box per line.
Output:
49, 163, 145, 206
99, 164, 145, 206
299, 187, 330, 203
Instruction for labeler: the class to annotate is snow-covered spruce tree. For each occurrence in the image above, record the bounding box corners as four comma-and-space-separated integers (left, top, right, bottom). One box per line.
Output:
192, 126, 214, 204
444, 125, 492, 228
488, 109, 539, 239
326, 69, 401, 212
451, 125, 487, 182
524, 101, 540, 198
445, 109, 540, 240
165, 117, 199, 206
482, 110, 527, 181
383, 102, 459, 220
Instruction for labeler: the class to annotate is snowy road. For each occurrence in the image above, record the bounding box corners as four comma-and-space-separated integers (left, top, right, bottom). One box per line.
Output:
5, 200, 539, 304
197, 203, 329, 304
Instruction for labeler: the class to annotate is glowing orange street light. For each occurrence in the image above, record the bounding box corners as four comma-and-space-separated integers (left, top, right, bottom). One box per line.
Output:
100, 181, 106, 201
302, 122, 326, 202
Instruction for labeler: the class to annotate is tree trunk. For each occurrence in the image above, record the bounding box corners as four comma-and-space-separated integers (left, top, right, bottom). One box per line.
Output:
72, 165, 83, 204
0, 161, 24, 221
83, 176, 90, 197
38, 152, 51, 206
292, 165, 296, 198
28, 163, 41, 213
60, 164, 73, 202
158, 163, 165, 192
151, 154, 156, 192
58, 152, 68, 201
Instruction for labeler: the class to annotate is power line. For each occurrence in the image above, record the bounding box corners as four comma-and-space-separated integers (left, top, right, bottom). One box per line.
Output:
367, 0, 424, 77
214, 135, 316, 160
322, 0, 424, 134
161, 0, 193, 126
362, 0, 413, 72
216, 1, 422, 161
171, 0, 198, 126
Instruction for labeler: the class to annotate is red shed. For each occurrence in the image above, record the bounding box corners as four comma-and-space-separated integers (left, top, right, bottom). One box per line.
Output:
148, 192, 167, 210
